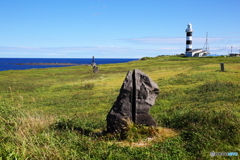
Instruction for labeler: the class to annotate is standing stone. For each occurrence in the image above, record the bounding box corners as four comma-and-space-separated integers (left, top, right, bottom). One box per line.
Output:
93, 66, 99, 73
134, 69, 159, 126
106, 69, 159, 133
106, 70, 133, 133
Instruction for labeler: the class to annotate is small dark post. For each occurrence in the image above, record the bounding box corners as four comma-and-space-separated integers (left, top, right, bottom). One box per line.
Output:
220, 63, 225, 72
92, 56, 95, 64
91, 56, 96, 67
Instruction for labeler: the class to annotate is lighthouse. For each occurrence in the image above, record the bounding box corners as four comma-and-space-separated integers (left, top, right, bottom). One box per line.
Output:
185, 23, 193, 52
184, 23, 210, 57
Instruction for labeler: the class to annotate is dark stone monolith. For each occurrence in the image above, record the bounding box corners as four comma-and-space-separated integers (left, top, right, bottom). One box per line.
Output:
106, 69, 159, 133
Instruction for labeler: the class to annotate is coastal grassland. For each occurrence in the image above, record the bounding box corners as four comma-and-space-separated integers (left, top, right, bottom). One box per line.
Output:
0, 56, 240, 159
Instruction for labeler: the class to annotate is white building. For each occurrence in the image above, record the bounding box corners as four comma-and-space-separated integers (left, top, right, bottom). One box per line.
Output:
185, 49, 209, 57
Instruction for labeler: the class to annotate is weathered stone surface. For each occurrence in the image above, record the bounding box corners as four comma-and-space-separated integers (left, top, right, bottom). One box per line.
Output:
93, 66, 99, 73
106, 70, 133, 133
134, 69, 159, 126
106, 69, 159, 133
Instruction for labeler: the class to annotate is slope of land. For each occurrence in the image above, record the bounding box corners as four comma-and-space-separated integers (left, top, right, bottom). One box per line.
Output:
0, 56, 239, 159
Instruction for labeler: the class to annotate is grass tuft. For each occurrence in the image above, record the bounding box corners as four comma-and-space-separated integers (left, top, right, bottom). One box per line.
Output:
81, 83, 95, 90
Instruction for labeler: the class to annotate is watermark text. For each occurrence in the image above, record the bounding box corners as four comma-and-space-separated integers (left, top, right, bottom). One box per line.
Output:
210, 151, 238, 157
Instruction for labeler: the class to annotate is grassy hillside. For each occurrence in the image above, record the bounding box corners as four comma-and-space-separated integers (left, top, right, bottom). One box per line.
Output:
0, 56, 239, 159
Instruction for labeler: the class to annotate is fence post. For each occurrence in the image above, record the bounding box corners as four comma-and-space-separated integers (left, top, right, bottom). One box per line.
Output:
220, 63, 224, 72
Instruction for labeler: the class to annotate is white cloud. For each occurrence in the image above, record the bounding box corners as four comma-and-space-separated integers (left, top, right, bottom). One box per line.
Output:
210, 45, 240, 54
121, 37, 225, 45
1, 36, 239, 58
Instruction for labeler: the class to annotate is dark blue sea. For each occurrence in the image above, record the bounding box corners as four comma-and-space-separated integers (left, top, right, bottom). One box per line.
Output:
0, 58, 138, 71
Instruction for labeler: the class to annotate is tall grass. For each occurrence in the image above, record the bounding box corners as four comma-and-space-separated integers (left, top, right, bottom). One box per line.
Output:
0, 56, 239, 159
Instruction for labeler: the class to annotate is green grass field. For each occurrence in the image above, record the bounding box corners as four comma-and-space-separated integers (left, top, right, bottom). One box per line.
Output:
0, 56, 239, 159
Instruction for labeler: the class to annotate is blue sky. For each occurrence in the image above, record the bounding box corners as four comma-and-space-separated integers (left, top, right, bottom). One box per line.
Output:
0, 0, 239, 58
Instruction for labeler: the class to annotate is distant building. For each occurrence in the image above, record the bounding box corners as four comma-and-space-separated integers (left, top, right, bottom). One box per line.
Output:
185, 23, 210, 57
228, 47, 240, 57
229, 53, 240, 57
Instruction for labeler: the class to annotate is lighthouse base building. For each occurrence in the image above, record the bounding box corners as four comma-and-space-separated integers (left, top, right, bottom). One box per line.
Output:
185, 49, 209, 57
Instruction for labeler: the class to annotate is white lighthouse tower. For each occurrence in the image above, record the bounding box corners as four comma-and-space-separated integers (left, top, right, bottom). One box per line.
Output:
185, 23, 193, 52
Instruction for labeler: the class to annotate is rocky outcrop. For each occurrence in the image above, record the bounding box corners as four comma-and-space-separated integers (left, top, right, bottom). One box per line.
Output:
106, 69, 159, 133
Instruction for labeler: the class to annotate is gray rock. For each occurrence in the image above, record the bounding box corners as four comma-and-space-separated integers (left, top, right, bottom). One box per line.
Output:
93, 66, 99, 73
134, 69, 159, 126
106, 70, 133, 133
106, 69, 159, 133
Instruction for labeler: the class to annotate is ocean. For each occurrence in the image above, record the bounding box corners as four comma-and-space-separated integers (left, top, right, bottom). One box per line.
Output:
0, 58, 139, 72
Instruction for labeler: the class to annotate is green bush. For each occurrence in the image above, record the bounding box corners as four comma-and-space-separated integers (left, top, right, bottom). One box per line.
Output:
140, 57, 154, 60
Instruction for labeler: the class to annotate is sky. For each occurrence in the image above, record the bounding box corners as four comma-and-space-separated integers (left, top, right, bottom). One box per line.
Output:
0, 0, 240, 58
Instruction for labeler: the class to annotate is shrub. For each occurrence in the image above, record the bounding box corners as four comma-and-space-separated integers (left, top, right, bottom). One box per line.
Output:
140, 57, 154, 60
